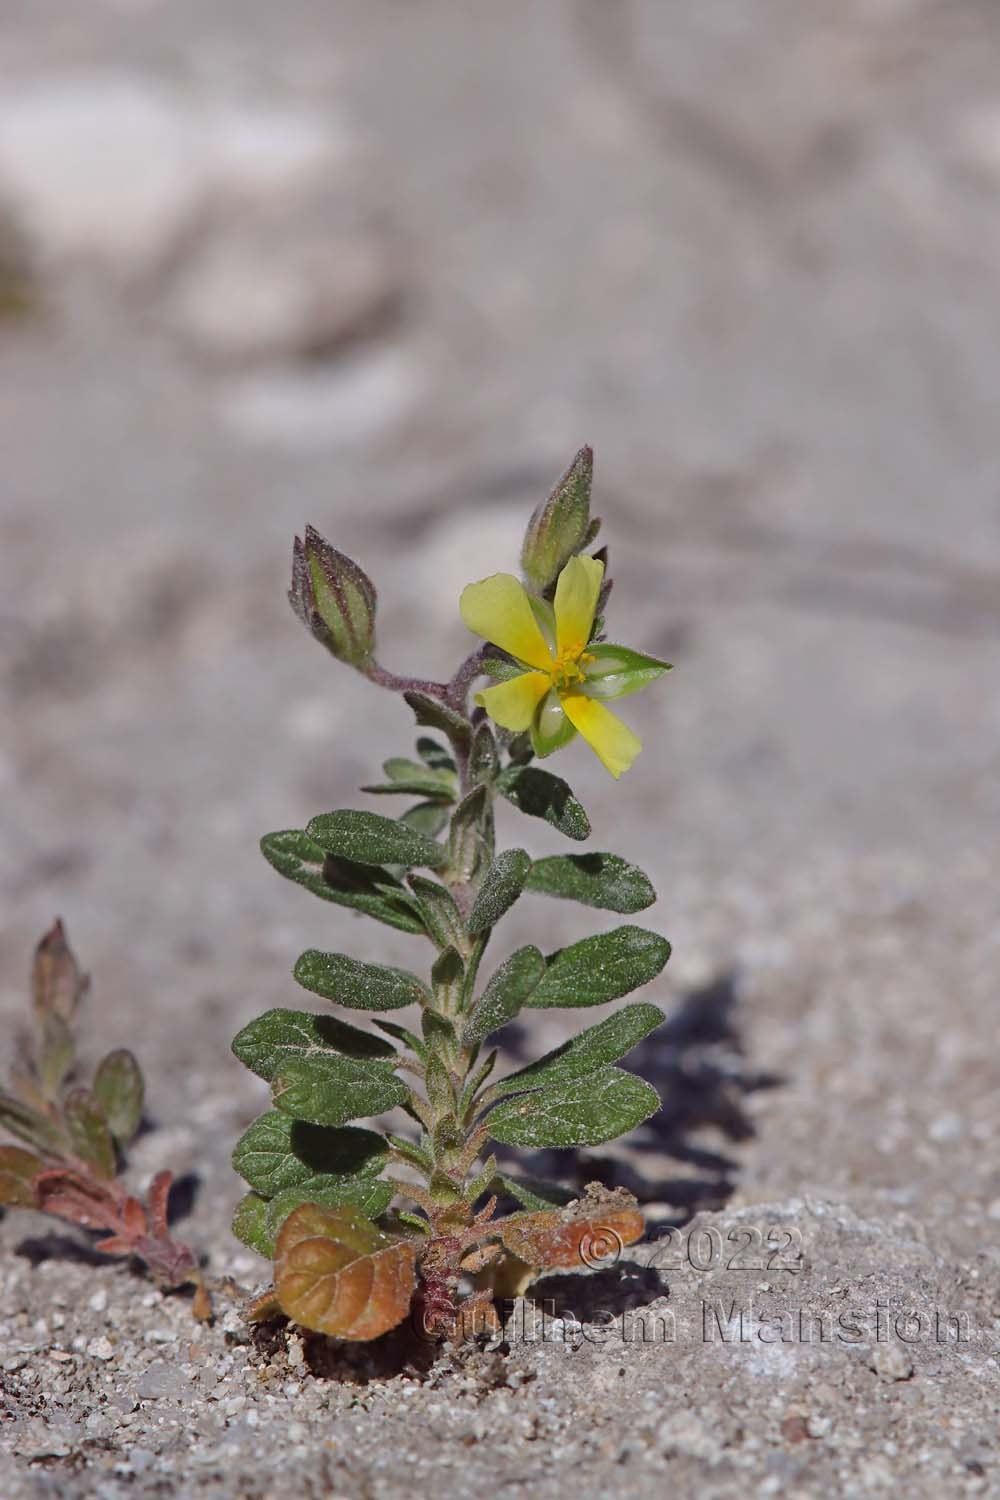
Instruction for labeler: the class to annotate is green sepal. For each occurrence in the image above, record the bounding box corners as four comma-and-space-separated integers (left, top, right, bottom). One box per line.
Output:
272, 1054, 408, 1127
529, 688, 578, 760
260, 829, 424, 935
496, 765, 590, 842
264, 1177, 394, 1243
232, 1110, 388, 1196
486, 1067, 659, 1148
462, 946, 545, 1048
293, 952, 431, 1011
492, 1003, 665, 1097
232, 1008, 394, 1083
232, 1192, 273, 1257
582, 643, 671, 701
524, 852, 656, 914
480, 655, 525, 683
467, 849, 532, 935
63, 1088, 116, 1179
403, 691, 472, 745
306, 810, 447, 870
92, 1049, 145, 1145
521, 446, 593, 593
525, 927, 670, 1009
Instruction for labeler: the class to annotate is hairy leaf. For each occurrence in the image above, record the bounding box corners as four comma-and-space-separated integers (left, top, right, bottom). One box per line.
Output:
362, 757, 458, 800
402, 691, 472, 746
265, 1177, 394, 1242
525, 927, 670, 1009
306, 810, 447, 870
93, 1049, 144, 1145
232, 1110, 388, 1196
467, 849, 532, 935
294, 952, 430, 1012
233, 1007, 394, 1083
494, 1003, 665, 1097
398, 801, 452, 839
416, 737, 456, 773
63, 1088, 116, 1179
469, 722, 500, 784
0, 1145, 44, 1207
429, 947, 464, 1012
232, 1192, 273, 1257
261, 829, 424, 935
38, 1014, 74, 1101
0, 1092, 66, 1154
448, 785, 491, 882
272, 1054, 408, 1127
33, 1169, 122, 1232
497, 1194, 644, 1269
497, 766, 590, 841
32, 918, 88, 1026
486, 1068, 659, 1148
406, 876, 467, 953
275, 1203, 418, 1340
524, 852, 655, 914
491, 1171, 575, 1211
463, 946, 546, 1047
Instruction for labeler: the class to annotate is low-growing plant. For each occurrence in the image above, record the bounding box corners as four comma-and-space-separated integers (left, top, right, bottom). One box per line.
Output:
0, 920, 209, 1317
233, 447, 672, 1343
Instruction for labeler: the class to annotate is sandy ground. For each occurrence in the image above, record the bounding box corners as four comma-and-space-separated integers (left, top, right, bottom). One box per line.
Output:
1, 2, 999, 1495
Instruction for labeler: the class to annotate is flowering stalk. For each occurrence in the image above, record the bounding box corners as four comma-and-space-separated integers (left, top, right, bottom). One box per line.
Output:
232, 448, 672, 1344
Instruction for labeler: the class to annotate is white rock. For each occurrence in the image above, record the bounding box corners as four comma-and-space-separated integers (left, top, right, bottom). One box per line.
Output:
219, 346, 420, 449
87, 1336, 115, 1361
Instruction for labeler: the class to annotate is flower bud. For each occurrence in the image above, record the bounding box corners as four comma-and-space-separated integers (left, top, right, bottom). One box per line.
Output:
289, 525, 376, 669
520, 445, 594, 593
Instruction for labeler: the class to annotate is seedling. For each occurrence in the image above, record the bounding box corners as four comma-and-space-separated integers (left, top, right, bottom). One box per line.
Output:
233, 447, 672, 1343
0, 920, 209, 1316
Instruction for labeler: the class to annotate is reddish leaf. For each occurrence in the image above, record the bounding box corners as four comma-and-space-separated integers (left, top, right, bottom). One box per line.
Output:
33, 1169, 122, 1232
94, 1234, 135, 1257
122, 1195, 148, 1238
146, 1170, 173, 1239
31, 919, 88, 1025
496, 1187, 644, 1271
275, 1203, 417, 1341
63, 1088, 116, 1179
0, 1145, 44, 1207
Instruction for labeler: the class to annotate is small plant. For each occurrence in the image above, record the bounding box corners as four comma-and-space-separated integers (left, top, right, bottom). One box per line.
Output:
233, 447, 672, 1343
0, 920, 209, 1316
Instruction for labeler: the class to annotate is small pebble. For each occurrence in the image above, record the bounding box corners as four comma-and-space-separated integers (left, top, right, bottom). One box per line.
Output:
88, 1336, 115, 1362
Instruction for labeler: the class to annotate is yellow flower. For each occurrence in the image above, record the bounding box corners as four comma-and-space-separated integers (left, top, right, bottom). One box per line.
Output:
459, 556, 669, 778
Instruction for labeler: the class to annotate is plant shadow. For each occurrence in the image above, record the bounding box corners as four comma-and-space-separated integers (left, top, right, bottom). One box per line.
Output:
497, 969, 784, 1225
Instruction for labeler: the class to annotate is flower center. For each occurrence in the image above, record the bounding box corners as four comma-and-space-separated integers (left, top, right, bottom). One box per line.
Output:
550, 643, 594, 690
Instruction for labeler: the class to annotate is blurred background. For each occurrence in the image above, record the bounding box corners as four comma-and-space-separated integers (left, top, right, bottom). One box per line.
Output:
1, 2, 998, 1264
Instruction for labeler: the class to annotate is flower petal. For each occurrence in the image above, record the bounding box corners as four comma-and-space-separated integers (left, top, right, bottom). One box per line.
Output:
475, 672, 552, 732
553, 556, 604, 655
460, 574, 553, 671
560, 693, 642, 779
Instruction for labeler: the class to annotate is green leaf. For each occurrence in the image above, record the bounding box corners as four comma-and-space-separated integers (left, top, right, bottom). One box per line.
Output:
469, 722, 500, 784
486, 1068, 659, 1148
373, 1019, 427, 1061
260, 829, 425, 935
403, 690, 472, 745
63, 1088, 116, 1179
273, 1054, 408, 1127
385, 1133, 433, 1173
448, 784, 491, 882
463, 946, 546, 1047
406, 876, 467, 953
233, 1008, 395, 1082
0, 1092, 66, 1154
294, 952, 430, 1012
38, 1014, 74, 1101
232, 1110, 388, 1196
429, 947, 465, 1013
524, 853, 656, 914
399, 801, 452, 839
306, 810, 447, 870
424, 1052, 454, 1115
492, 1171, 576, 1211
582, 643, 671, 701
416, 738, 456, 773
497, 765, 590, 842
265, 1178, 394, 1242
467, 848, 532, 935
525, 926, 670, 1009
92, 1050, 144, 1145
362, 757, 457, 800
493, 1003, 665, 1096
232, 1192, 273, 1257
